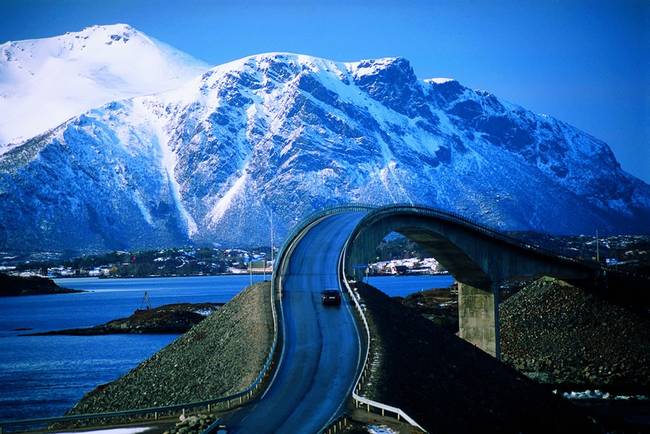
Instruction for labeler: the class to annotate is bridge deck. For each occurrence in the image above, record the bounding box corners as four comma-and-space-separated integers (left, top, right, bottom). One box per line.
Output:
223, 212, 365, 433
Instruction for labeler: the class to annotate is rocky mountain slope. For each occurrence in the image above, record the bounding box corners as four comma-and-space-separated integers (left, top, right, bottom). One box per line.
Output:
1, 27, 649, 252
0, 24, 207, 147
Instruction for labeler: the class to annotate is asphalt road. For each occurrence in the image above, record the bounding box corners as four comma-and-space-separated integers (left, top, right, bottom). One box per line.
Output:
223, 211, 366, 433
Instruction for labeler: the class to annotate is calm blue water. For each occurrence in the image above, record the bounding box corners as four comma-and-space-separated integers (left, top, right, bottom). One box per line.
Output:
0, 274, 451, 422
367, 274, 455, 297
0, 275, 264, 422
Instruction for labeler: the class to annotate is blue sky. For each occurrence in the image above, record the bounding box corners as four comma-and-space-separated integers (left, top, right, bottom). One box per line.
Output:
2, 0, 649, 182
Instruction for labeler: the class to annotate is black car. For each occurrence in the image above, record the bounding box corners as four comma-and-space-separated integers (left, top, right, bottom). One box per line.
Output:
321, 289, 341, 306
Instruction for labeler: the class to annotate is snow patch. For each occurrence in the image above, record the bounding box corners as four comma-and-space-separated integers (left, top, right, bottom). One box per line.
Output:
133, 193, 153, 225
207, 172, 248, 225
367, 425, 399, 434
558, 389, 649, 401
150, 109, 198, 237
427, 77, 455, 84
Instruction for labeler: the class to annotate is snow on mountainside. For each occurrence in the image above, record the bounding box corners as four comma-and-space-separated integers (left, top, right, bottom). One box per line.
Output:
0, 24, 208, 148
1, 47, 649, 253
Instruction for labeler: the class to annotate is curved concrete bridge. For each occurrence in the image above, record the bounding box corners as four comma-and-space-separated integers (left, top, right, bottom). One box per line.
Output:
343, 204, 598, 357
226, 204, 598, 432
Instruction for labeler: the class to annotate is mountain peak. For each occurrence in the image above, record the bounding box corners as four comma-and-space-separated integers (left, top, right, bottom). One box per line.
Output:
71, 23, 139, 45
426, 77, 457, 85
0, 24, 208, 148
69, 23, 135, 35
349, 56, 413, 77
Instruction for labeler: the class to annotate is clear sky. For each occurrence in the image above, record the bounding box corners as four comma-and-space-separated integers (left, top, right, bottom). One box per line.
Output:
2, 0, 649, 182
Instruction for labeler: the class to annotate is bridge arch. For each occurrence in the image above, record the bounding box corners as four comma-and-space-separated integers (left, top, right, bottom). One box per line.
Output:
340, 204, 597, 357
343, 205, 595, 284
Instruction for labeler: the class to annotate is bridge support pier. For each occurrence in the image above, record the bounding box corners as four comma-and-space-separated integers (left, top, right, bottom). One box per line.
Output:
458, 282, 500, 359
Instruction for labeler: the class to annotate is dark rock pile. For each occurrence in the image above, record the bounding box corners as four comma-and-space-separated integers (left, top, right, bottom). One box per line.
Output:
354, 281, 599, 434
500, 276, 650, 389
67, 281, 273, 414
396, 286, 458, 332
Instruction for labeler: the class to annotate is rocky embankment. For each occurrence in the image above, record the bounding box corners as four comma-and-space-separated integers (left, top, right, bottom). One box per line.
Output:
0, 273, 81, 296
25, 303, 222, 336
68, 281, 273, 413
500, 276, 650, 389
354, 281, 599, 434
396, 286, 458, 332
396, 277, 650, 391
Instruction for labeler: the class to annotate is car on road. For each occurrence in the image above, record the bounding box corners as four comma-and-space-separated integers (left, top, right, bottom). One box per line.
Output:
321, 289, 341, 306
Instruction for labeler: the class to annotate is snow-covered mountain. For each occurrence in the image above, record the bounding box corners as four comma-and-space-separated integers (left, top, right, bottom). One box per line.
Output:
0, 24, 208, 147
1, 45, 649, 252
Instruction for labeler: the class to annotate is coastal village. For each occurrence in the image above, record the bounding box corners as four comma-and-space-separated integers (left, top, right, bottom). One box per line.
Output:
0, 247, 449, 279
1, 233, 648, 279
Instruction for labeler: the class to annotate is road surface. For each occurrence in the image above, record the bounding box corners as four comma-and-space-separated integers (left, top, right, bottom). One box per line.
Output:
223, 211, 365, 433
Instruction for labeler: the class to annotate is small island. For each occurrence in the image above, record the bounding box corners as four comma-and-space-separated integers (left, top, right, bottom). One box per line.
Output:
24, 302, 223, 335
0, 273, 83, 296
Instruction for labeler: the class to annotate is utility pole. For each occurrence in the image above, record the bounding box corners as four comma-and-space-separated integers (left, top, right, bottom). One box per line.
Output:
268, 209, 274, 283
596, 229, 600, 264
270, 209, 274, 266
249, 257, 252, 286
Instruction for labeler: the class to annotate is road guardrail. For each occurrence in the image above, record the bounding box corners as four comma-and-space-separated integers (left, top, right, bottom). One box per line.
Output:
338, 232, 428, 433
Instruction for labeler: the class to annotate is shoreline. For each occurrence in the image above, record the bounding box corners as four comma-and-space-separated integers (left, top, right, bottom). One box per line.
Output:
46, 271, 453, 280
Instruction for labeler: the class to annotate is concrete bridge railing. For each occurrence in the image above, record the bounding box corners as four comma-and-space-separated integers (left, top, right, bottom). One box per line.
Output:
338, 227, 427, 433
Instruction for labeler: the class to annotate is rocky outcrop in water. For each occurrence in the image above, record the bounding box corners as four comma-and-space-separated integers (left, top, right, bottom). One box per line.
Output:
0, 273, 81, 296
25, 303, 222, 335
67, 281, 273, 413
